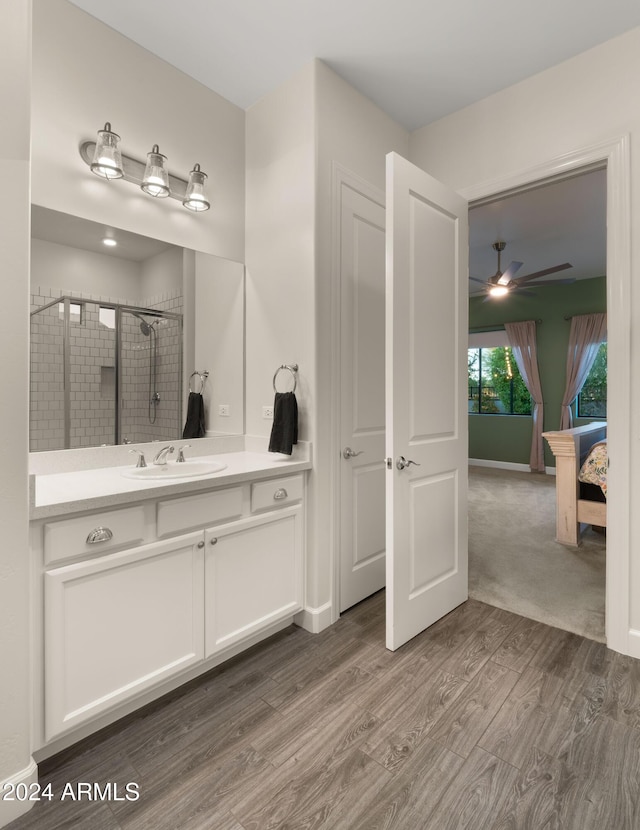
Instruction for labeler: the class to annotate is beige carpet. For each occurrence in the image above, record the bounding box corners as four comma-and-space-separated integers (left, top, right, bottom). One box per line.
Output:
468, 465, 606, 642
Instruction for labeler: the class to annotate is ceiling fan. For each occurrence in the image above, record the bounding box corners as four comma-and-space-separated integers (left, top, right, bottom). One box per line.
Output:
470, 241, 574, 299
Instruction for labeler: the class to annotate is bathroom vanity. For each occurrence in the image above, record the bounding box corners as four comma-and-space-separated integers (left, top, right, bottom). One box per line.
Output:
29, 444, 311, 756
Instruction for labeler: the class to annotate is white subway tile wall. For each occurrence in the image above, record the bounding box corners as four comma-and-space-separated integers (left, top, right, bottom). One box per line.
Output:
30, 288, 183, 451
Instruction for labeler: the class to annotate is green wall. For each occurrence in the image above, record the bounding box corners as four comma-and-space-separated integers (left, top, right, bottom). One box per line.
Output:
469, 276, 606, 467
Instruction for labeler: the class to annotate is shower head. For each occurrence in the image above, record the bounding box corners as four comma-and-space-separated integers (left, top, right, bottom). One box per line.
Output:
131, 312, 158, 336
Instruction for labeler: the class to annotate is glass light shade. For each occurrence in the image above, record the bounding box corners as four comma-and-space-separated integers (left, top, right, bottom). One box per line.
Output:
183, 163, 210, 211
90, 123, 124, 180
141, 145, 170, 197
489, 285, 509, 297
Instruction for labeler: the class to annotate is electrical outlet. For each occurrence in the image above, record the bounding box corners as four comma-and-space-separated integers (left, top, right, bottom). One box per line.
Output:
218, 404, 230, 417
262, 405, 274, 419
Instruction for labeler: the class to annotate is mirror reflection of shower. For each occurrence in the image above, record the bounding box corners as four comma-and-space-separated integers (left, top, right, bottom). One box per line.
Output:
29, 296, 183, 450
133, 312, 160, 424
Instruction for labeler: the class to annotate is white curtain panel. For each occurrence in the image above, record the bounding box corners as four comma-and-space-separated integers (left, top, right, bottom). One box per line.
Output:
505, 320, 545, 473
560, 312, 607, 430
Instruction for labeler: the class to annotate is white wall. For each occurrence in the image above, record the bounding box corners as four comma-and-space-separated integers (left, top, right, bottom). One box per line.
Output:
32, 0, 245, 262
409, 26, 640, 644
0, 3, 36, 825
194, 253, 245, 436
140, 246, 183, 299
31, 238, 142, 300
245, 63, 316, 443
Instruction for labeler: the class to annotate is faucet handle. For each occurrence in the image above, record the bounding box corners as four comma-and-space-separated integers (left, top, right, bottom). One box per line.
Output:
177, 444, 192, 463
129, 448, 147, 468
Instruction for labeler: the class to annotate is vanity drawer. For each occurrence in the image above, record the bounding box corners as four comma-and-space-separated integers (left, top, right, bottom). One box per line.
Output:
157, 487, 244, 537
44, 506, 147, 567
251, 475, 304, 512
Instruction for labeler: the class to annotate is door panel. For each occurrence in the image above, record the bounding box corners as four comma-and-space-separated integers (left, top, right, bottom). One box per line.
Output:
351, 462, 386, 566
408, 196, 457, 439
339, 183, 386, 612
409, 473, 458, 591
386, 152, 468, 650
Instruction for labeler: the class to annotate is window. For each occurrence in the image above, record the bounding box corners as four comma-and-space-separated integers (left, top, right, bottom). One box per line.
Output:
58, 301, 83, 324
468, 346, 531, 415
99, 306, 116, 329
577, 341, 607, 418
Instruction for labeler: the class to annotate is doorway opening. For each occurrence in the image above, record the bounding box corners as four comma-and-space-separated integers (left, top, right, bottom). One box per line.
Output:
467, 166, 607, 641
460, 136, 631, 654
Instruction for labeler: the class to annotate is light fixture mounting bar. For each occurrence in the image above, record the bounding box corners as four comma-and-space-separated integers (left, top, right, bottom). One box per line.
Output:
80, 140, 188, 202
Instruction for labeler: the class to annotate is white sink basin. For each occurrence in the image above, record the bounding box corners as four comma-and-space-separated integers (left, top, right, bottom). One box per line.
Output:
121, 460, 227, 480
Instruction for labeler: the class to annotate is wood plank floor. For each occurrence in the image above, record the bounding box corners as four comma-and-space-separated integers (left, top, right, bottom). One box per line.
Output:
8, 592, 640, 830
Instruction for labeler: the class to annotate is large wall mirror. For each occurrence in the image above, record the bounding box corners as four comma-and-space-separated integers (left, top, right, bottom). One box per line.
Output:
30, 206, 245, 452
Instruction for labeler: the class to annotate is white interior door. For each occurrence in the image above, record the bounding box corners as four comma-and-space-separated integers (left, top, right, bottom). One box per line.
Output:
385, 152, 468, 651
339, 182, 387, 612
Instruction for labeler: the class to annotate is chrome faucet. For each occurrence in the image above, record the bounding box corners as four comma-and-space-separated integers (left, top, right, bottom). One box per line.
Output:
153, 445, 175, 465
177, 444, 191, 463
128, 448, 147, 468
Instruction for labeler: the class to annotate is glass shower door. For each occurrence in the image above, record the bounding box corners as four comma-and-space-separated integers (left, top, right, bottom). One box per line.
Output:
118, 307, 183, 445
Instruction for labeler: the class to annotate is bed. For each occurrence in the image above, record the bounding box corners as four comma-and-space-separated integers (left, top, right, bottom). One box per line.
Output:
542, 422, 607, 546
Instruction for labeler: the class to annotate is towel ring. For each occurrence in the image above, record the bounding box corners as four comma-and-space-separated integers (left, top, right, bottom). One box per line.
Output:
273, 363, 298, 393
189, 370, 209, 394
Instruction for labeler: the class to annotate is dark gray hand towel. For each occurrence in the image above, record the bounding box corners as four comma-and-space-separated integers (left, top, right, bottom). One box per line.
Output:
182, 392, 206, 438
268, 391, 298, 455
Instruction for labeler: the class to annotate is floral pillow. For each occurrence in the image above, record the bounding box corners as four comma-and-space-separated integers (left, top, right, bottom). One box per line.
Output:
578, 440, 608, 497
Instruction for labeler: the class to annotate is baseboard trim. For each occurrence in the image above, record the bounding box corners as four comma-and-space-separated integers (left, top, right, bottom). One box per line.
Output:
0, 758, 38, 826
295, 602, 333, 634
626, 629, 640, 659
469, 458, 556, 476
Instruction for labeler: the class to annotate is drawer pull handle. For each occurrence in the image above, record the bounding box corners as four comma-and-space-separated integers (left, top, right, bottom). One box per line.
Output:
273, 488, 288, 500
86, 527, 113, 545
210, 537, 218, 546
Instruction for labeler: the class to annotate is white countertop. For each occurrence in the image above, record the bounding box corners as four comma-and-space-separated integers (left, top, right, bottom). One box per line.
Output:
31, 451, 311, 520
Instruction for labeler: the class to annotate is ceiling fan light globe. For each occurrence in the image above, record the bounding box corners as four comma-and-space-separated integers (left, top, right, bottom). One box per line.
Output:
489, 285, 509, 298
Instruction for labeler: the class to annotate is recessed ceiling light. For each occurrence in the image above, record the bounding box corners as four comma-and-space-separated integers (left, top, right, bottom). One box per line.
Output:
102, 238, 117, 247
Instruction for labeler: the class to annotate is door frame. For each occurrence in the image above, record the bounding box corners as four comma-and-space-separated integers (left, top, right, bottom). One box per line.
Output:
461, 135, 630, 655
330, 162, 385, 623
329, 136, 632, 657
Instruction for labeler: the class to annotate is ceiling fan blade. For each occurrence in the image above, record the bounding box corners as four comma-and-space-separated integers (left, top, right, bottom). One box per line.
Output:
497, 260, 523, 285
520, 277, 576, 287
513, 262, 572, 285
510, 288, 537, 297
469, 276, 489, 284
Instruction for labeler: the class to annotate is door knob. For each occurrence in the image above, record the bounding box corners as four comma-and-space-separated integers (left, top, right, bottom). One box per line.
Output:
343, 446, 364, 460
396, 455, 420, 470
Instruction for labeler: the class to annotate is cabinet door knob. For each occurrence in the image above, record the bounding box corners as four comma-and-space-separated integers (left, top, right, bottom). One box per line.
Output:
197, 541, 205, 549
210, 537, 218, 546
273, 488, 288, 500
86, 527, 113, 545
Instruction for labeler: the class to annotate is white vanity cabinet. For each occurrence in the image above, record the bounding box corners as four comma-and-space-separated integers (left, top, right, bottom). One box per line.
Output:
35, 467, 306, 747
204, 504, 303, 656
44, 531, 205, 740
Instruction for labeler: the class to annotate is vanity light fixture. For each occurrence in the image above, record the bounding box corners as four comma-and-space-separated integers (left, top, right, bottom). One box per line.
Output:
90, 123, 124, 180
81, 123, 210, 211
183, 164, 210, 212
141, 145, 170, 198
